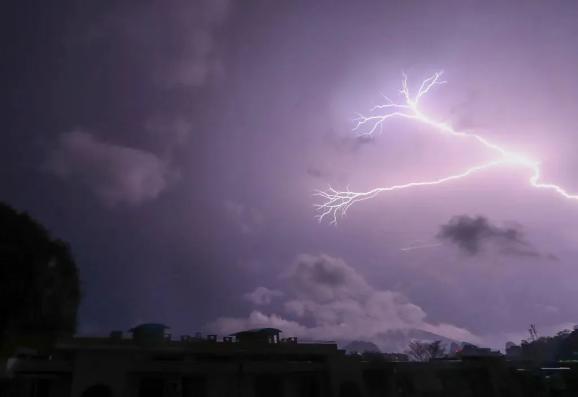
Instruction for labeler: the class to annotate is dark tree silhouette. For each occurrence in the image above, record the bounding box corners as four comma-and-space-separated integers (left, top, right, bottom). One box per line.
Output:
0, 202, 81, 352
556, 328, 578, 360
514, 327, 578, 362
405, 340, 445, 361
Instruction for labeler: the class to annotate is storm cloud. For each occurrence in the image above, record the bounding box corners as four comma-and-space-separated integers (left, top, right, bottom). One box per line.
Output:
437, 215, 539, 257
85, 0, 233, 89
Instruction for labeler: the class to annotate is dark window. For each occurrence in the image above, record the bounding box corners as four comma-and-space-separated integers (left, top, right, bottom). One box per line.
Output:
81, 384, 113, 397
151, 354, 184, 361
34, 379, 52, 397
298, 374, 320, 397
363, 370, 390, 397
255, 375, 284, 397
464, 369, 492, 397
138, 378, 164, 397
182, 376, 207, 397
339, 381, 362, 397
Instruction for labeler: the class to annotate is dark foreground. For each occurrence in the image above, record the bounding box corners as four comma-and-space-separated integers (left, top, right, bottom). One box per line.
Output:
1, 326, 576, 397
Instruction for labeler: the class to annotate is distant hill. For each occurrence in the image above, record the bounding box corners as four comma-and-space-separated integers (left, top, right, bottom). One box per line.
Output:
343, 340, 381, 354
339, 328, 460, 353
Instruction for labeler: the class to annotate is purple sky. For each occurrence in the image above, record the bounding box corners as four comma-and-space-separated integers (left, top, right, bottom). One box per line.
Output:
3, 0, 578, 350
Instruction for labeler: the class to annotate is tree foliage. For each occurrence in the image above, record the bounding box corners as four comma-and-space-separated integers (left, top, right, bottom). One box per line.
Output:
0, 202, 81, 350
405, 340, 445, 362
516, 328, 578, 362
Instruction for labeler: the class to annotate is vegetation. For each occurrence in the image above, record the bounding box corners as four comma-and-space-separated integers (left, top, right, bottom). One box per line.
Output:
405, 340, 445, 361
0, 202, 81, 354
512, 327, 578, 362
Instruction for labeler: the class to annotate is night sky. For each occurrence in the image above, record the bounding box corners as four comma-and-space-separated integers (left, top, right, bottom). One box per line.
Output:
3, 0, 578, 351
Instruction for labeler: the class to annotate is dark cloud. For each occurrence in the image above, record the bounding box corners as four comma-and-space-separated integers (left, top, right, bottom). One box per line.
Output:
331, 134, 376, 154
223, 200, 265, 235
144, 117, 194, 156
81, 0, 233, 89
306, 166, 326, 179
437, 215, 540, 257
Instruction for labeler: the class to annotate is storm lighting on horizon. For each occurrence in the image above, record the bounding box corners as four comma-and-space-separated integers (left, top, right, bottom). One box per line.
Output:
315, 71, 578, 225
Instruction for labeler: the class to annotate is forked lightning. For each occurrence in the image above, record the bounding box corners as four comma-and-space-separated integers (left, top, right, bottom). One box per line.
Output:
315, 72, 578, 224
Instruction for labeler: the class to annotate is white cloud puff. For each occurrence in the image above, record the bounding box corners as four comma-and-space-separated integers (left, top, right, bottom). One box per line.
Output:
208, 254, 479, 349
244, 287, 284, 305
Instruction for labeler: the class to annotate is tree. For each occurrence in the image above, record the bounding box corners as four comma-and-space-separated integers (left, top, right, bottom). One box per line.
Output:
0, 202, 81, 353
405, 340, 445, 362
556, 329, 578, 360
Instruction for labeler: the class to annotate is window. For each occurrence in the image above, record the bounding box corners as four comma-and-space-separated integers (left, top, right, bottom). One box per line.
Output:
81, 384, 113, 397
138, 378, 164, 397
339, 381, 362, 397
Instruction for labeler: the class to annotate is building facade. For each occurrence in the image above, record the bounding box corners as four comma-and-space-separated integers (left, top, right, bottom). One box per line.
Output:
1, 325, 578, 397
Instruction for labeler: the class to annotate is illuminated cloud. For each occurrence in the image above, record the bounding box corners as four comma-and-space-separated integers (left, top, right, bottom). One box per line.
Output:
47, 131, 174, 206
316, 72, 578, 224
209, 254, 479, 349
243, 287, 284, 306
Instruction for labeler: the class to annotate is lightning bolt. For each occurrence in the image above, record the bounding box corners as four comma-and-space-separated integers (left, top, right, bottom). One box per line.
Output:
400, 241, 443, 252
315, 71, 578, 224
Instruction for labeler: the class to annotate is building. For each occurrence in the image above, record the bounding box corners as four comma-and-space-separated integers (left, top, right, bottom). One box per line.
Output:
0, 324, 345, 397
2, 324, 578, 397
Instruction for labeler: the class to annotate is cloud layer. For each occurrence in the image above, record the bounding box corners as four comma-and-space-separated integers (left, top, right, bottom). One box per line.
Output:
244, 287, 284, 306
86, 0, 233, 89
47, 131, 174, 205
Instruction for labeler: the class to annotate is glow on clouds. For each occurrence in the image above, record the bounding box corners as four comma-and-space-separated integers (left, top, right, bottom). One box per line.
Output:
316, 72, 578, 224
